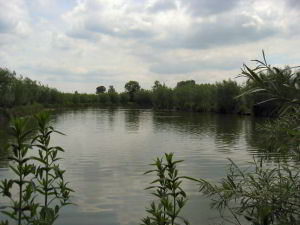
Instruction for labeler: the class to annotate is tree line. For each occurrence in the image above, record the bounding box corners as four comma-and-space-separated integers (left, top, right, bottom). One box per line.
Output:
1, 67, 298, 117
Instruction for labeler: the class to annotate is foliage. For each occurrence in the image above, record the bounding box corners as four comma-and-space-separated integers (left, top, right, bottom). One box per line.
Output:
0, 68, 63, 108
0, 113, 72, 225
257, 112, 300, 159
142, 153, 196, 225
0, 69, 16, 107
2, 65, 295, 116
199, 159, 300, 225
239, 52, 300, 116
107, 85, 119, 103
173, 80, 214, 112
0, 67, 245, 114
198, 52, 300, 225
98, 93, 110, 104
96, 86, 106, 94
173, 83, 196, 111
152, 84, 173, 110
108, 85, 115, 93
119, 92, 130, 104
193, 84, 216, 112
215, 80, 241, 114
239, 51, 300, 156
125, 81, 141, 102
135, 89, 152, 106
4, 103, 44, 119
176, 80, 195, 88
0, 118, 36, 225
31, 112, 72, 224
153, 81, 163, 90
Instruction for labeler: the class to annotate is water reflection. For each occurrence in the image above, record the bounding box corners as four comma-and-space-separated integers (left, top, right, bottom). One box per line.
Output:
124, 109, 140, 132
214, 115, 242, 144
107, 107, 117, 129
243, 117, 291, 161
152, 112, 215, 136
244, 117, 265, 153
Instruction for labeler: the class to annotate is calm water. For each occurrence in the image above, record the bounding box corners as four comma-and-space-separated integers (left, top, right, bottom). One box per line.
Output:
0, 108, 264, 225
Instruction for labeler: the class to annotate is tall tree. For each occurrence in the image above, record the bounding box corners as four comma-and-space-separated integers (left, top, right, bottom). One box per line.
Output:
124, 81, 140, 101
108, 85, 116, 93
108, 85, 119, 104
0, 68, 16, 107
152, 80, 162, 90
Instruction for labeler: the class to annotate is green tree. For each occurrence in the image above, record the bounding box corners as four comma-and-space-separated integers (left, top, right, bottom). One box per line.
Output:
108, 85, 116, 93
0, 68, 16, 107
152, 80, 162, 90
173, 83, 197, 111
193, 84, 216, 112
152, 84, 173, 110
107, 85, 119, 104
96, 86, 106, 94
119, 92, 129, 104
124, 81, 140, 101
135, 89, 152, 106
176, 80, 195, 88
215, 80, 241, 113
98, 93, 110, 104
72, 91, 79, 105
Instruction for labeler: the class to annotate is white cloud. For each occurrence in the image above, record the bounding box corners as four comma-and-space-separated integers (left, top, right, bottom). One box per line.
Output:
0, 0, 299, 93
0, 0, 31, 35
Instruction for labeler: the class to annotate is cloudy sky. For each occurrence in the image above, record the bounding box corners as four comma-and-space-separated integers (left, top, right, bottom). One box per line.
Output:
0, 0, 299, 93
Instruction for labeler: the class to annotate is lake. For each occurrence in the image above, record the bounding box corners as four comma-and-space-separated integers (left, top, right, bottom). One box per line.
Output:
0, 108, 265, 225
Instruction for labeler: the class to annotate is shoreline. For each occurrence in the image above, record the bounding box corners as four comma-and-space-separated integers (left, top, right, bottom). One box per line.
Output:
0, 103, 254, 124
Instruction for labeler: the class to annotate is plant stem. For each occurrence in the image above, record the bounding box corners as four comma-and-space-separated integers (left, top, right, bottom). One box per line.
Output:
18, 138, 23, 225
44, 134, 49, 218
172, 188, 175, 225
18, 141, 22, 225
19, 167, 22, 225
45, 154, 48, 208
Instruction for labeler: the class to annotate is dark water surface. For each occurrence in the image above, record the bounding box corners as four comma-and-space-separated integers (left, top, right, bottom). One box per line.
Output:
0, 108, 264, 225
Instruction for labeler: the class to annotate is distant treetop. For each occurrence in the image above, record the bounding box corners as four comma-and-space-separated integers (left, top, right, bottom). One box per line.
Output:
96, 86, 106, 94
176, 80, 195, 87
